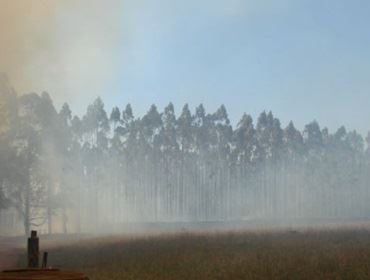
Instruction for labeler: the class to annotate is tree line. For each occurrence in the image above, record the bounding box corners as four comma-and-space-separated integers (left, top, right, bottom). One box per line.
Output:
1, 77, 370, 235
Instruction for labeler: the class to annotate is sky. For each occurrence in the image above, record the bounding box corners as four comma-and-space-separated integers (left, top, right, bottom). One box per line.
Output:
1, 0, 370, 135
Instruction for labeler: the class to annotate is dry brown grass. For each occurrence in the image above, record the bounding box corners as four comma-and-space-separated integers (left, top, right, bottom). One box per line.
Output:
18, 228, 370, 280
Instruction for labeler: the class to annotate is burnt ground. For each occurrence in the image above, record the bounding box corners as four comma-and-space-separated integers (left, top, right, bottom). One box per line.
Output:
0, 237, 24, 271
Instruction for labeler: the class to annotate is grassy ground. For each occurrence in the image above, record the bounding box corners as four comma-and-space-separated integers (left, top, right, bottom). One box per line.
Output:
17, 228, 370, 280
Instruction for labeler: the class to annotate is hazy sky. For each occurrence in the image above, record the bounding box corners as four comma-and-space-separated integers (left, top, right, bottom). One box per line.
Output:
1, 0, 370, 134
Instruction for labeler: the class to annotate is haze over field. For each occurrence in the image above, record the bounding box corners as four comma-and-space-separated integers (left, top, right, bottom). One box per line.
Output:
0, 0, 370, 236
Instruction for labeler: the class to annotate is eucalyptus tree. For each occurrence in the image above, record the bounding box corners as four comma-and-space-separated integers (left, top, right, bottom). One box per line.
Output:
364, 132, 370, 169
282, 121, 304, 217
81, 97, 110, 229
177, 104, 193, 219
119, 104, 135, 151
139, 105, 162, 220
302, 121, 324, 217
109, 106, 122, 206
365, 132, 370, 216
117, 104, 138, 222
0, 76, 24, 230
160, 103, 178, 219
0, 125, 15, 213
343, 130, 365, 216
323, 126, 364, 217
9, 92, 60, 235
255, 111, 270, 216
366, 132, 370, 155
68, 115, 84, 232
254, 111, 284, 217
0, 75, 19, 214
233, 114, 256, 218
55, 103, 75, 234
283, 122, 304, 156
83, 97, 110, 148
110, 107, 121, 133
269, 115, 283, 216
211, 105, 232, 219
108, 107, 122, 225
304, 121, 323, 151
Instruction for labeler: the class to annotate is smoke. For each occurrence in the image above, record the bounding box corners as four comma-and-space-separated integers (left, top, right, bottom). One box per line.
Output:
0, 0, 127, 235
0, 0, 125, 108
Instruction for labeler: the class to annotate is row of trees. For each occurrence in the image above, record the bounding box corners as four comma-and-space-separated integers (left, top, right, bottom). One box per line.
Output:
1, 77, 370, 235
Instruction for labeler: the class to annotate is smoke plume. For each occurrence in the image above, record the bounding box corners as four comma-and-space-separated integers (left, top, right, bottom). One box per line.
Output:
0, 0, 125, 107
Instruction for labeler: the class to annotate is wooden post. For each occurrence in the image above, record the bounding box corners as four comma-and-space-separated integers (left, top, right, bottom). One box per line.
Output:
42, 252, 48, 268
27, 230, 39, 268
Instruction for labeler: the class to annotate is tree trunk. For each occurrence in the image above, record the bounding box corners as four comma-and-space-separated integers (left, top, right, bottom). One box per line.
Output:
47, 181, 53, 235
62, 205, 68, 234
24, 168, 31, 237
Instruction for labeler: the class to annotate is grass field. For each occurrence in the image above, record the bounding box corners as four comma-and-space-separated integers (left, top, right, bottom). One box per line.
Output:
17, 227, 370, 280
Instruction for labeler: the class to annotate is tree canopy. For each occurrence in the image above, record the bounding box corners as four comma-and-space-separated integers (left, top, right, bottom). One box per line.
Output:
1, 84, 370, 234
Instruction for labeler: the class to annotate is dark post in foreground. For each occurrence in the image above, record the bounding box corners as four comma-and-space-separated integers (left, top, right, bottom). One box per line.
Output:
1, 231, 90, 280
27, 230, 39, 267
42, 252, 48, 268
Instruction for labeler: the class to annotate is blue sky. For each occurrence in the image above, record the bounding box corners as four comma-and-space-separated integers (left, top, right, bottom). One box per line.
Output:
3, 0, 370, 135
102, 0, 370, 135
